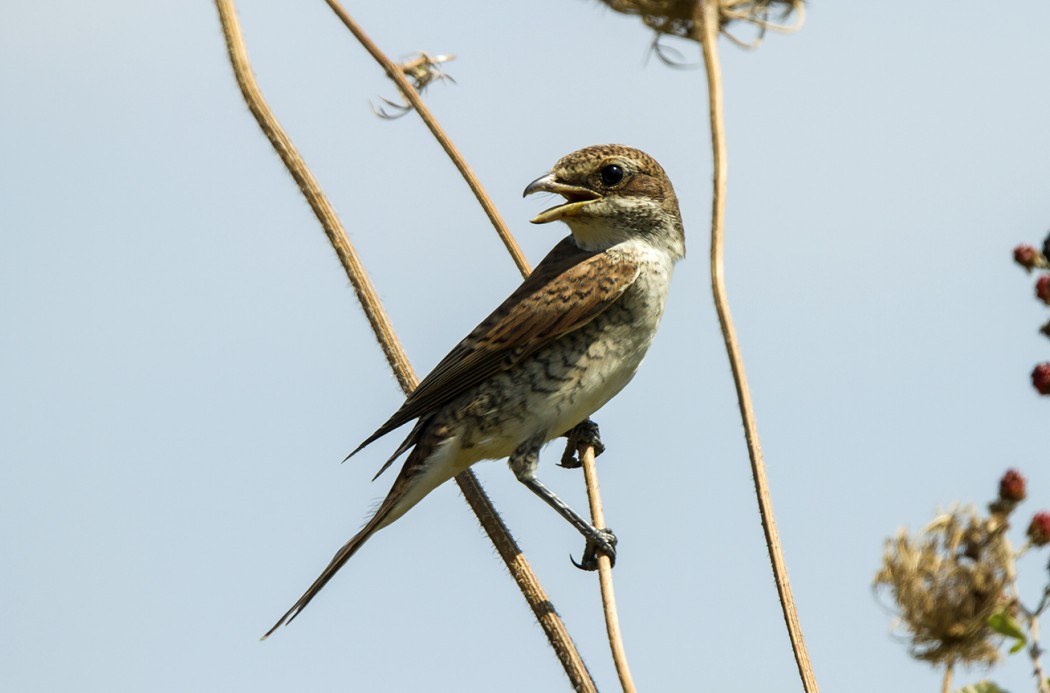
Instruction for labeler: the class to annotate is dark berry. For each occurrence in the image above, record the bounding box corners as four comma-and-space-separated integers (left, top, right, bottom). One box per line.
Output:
1028, 512, 1050, 547
1015, 244, 1040, 269
1032, 363, 1050, 395
999, 469, 1027, 503
1038, 275, 1050, 305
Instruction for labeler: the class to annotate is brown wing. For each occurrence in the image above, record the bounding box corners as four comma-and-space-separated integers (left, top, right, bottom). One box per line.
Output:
348, 237, 640, 458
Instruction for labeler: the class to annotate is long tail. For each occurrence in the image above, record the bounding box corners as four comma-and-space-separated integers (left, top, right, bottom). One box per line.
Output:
261, 504, 391, 640
262, 426, 452, 639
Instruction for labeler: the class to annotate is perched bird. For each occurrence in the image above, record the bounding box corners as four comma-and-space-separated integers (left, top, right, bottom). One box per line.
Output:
263, 144, 685, 638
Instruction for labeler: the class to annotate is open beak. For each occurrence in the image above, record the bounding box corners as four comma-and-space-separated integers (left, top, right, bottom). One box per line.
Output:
522, 173, 602, 224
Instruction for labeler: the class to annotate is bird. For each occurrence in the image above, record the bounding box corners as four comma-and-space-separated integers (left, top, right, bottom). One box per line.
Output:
263, 144, 685, 639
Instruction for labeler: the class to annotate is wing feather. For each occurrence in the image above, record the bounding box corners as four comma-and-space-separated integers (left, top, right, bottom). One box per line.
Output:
349, 237, 640, 458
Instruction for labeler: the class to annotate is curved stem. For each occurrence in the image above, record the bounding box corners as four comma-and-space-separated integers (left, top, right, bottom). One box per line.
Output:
215, 2, 595, 690
579, 442, 636, 693
322, 0, 531, 277
696, 2, 819, 692
216, 0, 412, 392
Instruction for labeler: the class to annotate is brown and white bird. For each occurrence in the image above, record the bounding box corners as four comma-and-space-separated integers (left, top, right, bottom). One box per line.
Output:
263, 144, 685, 638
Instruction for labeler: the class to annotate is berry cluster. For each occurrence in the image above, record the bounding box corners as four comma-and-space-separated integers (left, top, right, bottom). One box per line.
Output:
1012, 233, 1050, 395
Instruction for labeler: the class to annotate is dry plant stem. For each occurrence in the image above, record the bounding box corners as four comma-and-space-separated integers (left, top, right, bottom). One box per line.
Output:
579, 443, 636, 693
1031, 614, 1050, 693
322, 0, 531, 277
322, 2, 632, 688
454, 468, 597, 693
215, 0, 412, 392
214, 2, 596, 691
695, 2, 819, 692
941, 663, 953, 693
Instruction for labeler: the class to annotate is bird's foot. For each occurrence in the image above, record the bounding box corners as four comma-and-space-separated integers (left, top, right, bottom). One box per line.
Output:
559, 419, 605, 469
571, 527, 617, 571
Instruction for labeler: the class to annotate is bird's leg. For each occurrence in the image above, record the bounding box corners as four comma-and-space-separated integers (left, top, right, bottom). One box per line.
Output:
558, 418, 605, 469
509, 436, 617, 570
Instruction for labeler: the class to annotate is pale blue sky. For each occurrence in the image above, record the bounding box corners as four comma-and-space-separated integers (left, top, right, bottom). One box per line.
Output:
3, 2, 1050, 691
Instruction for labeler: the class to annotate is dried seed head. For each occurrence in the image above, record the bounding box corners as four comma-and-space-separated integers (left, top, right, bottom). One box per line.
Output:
371, 52, 456, 120
874, 506, 1013, 668
599, 0, 804, 51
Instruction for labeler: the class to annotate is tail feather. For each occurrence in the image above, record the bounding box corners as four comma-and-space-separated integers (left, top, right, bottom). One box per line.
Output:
262, 424, 451, 640
261, 504, 389, 640
371, 417, 428, 481
343, 414, 404, 462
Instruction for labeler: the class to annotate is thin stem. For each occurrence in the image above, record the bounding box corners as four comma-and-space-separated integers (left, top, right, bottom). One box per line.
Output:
214, 2, 595, 690
216, 0, 414, 392
579, 442, 636, 693
941, 662, 953, 693
695, 2, 819, 691
322, 0, 532, 277
1030, 612, 1050, 693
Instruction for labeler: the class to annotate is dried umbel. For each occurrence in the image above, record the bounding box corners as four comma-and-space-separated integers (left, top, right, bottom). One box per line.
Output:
600, 0, 805, 51
371, 52, 456, 120
874, 506, 1015, 668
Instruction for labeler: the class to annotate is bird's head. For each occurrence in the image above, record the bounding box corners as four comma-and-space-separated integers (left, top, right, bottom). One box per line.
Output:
523, 144, 684, 259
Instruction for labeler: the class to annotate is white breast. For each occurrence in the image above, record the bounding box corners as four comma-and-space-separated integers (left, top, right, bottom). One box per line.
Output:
542, 239, 675, 440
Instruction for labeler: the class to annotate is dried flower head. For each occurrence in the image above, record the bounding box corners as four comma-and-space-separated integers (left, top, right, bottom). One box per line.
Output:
372, 52, 456, 120
874, 506, 1014, 668
600, 0, 805, 54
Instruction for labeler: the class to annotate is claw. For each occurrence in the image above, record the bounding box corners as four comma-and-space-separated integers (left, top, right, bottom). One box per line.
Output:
570, 527, 617, 571
559, 419, 606, 469
559, 441, 582, 469
570, 552, 596, 571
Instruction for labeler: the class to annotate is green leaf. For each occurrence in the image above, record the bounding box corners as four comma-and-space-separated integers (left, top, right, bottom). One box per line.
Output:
986, 611, 1027, 644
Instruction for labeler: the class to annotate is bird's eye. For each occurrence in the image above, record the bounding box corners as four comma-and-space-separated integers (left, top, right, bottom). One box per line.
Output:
599, 164, 624, 186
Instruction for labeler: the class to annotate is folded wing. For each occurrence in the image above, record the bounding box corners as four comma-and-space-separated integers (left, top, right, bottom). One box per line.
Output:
349, 237, 641, 467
